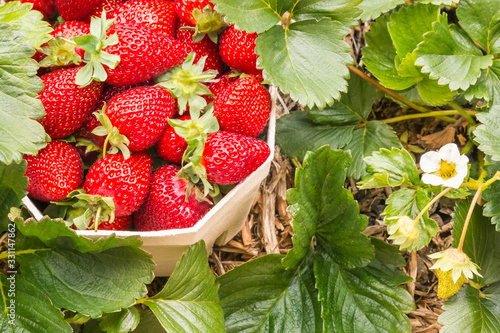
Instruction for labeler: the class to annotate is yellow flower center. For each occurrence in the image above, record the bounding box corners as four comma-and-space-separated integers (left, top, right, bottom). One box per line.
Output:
437, 160, 456, 180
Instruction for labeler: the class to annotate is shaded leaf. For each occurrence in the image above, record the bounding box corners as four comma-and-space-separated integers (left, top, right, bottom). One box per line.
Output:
100, 307, 140, 333
483, 181, 500, 231
131, 308, 166, 333
256, 19, 352, 109
417, 73, 456, 106
275, 111, 355, 161
217, 254, 322, 333
474, 105, 500, 161
142, 241, 224, 333
357, 0, 403, 22
465, 60, 500, 106
283, 146, 374, 270
293, 0, 363, 28
346, 121, 402, 180
0, 161, 27, 231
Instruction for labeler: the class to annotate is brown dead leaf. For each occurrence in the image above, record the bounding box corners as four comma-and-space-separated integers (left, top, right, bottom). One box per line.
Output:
418, 126, 456, 149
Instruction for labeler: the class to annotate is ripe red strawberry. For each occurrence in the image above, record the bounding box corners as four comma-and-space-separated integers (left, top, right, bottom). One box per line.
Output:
55, 0, 101, 21
82, 0, 125, 23
24, 141, 83, 202
97, 86, 175, 152
201, 131, 270, 185
174, 0, 213, 26
90, 215, 132, 230
202, 70, 238, 104
83, 152, 152, 216
156, 115, 190, 164
213, 76, 271, 137
219, 25, 263, 80
37, 21, 90, 68
20, 0, 56, 19
38, 66, 103, 139
112, 0, 178, 39
176, 19, 224, 74
134, 164, 212, 231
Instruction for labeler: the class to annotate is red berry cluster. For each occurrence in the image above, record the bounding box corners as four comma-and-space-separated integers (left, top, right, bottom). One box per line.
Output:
23, 0, 272, 232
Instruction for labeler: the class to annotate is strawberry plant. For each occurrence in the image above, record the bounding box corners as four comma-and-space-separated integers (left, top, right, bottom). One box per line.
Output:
2, 0, 500, 332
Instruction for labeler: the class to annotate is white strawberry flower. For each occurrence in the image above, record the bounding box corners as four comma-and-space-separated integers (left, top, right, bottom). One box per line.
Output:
386, 216, 420, 250
420, 143, 468, 189
429, 248, 482, 283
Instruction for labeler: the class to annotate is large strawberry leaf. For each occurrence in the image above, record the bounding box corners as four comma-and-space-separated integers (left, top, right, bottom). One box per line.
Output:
382, 188, 439, 251
415, 13, 494, 91
292, 0, 363, 28
217, 254, 322, 333
452, 200, 500, 286
465, 60, 500, 106
283, 147, 374, 269
456, 0, 500, 55
12, 217, 154, 318
483, 181, 500, 231
0, 24, 46, 164
0, 161, 27, 230
346, 121, 402, 180
142, 241, 224, 333
0, 274, 72, 333
315, 238, 414, 332
357, 0, 403, 22
0, 1, 52, 50
439, 284, 500, 333
474, 105, 500, 161
99, 307, 140, 333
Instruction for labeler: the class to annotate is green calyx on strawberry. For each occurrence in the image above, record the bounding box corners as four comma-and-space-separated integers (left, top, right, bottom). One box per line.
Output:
155, 52, 217, 116
39, 37, 83, 68
91, 105, 131, 159
56, 189, 116, 231
73, 11, 121, 86
182, 5, 226, 43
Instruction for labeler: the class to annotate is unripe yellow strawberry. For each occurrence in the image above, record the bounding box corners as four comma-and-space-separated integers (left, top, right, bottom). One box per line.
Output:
436, 268, 467, 298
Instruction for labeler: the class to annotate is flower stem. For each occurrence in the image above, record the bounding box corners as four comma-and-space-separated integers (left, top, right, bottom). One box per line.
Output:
448, 101, 476, 125
347, 66, 456, 123
413, 187, 453, 224
381, 110, 477, 125
458, 171, 500, 252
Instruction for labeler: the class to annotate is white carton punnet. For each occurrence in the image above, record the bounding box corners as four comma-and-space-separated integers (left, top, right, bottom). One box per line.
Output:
24, 87, 277, 277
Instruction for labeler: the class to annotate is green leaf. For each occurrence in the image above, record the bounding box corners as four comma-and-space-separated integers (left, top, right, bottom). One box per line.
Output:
307, 68, 376, 125
474, 105, 500, 161
275, 111, 355, 161
256, 19, 352, 109
359, 147, 420, 188
283, 146, 374, 269
0, 161, 27, 231
417, 73, 457, 106
0, 274, 72, 333
363, 14, 420, 90
100, 307, 140, 333
0, 1, 52, 49
217, 254, 322, 333
346, 121, 402, 180
0, 24, 47, 164
452, 200, 500, 286
465, 60, 500, 106
357, 0, 404, 22
314, 237, 414, 333
457, 0, 500, 55
292, 0, 363, 28
211, 0, 282, 33
388, 4, 439, 61
383, 188, 439, 251
131, 308, 166, 333
439, 284, 500, 333
142, 241, 224, 333
483, 181, 500, 231
415, 13, 494, 91
13, 217, 154, 318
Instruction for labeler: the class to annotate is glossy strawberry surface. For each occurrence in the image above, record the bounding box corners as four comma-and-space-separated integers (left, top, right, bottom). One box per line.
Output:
156, 115, 190, 164
83, 152, 152, 216
38, 67, 103, 139
82, 0, 125, 23
91, 215, 132, 231
24, 141, 83, 202
214, 76, 271, 137
134, 164, 212, 231
176, 19, 223, 74
103, 22, 187, 86
202, 131, 270, 185
105, 86, 175, 151
112, 0, 178, 38
174, 0, 213, 26
219, 25, 263, 80
55, 0, 101, 21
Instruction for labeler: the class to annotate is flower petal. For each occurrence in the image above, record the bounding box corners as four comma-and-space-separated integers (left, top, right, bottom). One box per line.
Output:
420, 151, 441, 172
422, 173, 445, 186
439, 143, 461, 162
443, 175, 465, 189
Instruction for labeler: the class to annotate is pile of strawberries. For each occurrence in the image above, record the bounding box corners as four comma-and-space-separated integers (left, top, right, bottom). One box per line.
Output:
22, 0, 272, 231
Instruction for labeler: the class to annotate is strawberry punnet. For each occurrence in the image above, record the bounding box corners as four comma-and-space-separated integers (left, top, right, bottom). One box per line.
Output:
213, 76, 272, 137
83, 151, 152, 217
133, 164, 212, 231
55, 0, 101, 21
112, 0, 178, 39
24, 141, 83, 202
219, 25, 263, 80
38, 66, 103, 139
